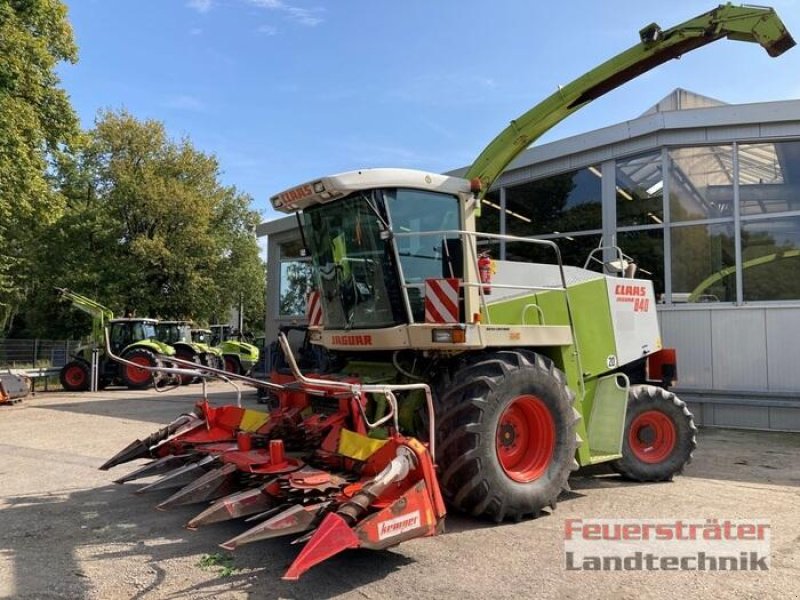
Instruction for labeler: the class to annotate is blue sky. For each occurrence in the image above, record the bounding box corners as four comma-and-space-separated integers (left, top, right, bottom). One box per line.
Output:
60, 1, 800, 221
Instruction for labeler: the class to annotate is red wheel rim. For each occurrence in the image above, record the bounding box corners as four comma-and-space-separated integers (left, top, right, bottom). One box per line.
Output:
65, 366, 85, 388
224, 357, 237, 373
496, 394, 556, 483
126, 355, 152, 385
629, 410, 676, 463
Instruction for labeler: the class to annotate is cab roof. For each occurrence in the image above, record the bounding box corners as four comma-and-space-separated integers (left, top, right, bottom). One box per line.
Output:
270, 168, 471, 213
109, 318, 158, 324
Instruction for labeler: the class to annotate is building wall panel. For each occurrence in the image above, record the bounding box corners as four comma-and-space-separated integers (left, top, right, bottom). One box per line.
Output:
713, 404, 770, 429
765, 308, 800, 392
710, 309, 767, 391
659, 309, 713, 389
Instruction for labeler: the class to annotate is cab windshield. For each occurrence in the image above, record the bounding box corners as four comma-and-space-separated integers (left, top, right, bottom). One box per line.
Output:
301, 188, 460, 328
137, 322, 157, 341
158, 324, 192, 344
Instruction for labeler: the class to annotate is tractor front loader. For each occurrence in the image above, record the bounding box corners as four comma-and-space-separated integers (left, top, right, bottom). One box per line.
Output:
57, 289, 176, 391
100, 3, 794, 582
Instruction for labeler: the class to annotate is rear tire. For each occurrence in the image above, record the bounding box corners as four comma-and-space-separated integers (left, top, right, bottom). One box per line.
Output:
223, 355, 241, 375
121, 348, 159, 390
435, 350, 579, 522
611, 385, 696, 481
175, 350, 197, 385
60, 361, 90, 392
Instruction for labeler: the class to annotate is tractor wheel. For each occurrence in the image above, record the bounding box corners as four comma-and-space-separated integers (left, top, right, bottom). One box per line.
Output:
611, 385, 696, 481
175, 350, 197, 385
121, 348, 159, 390
223, 355, 241, 375
60, 361, 90, 392
435, 350, 579, 522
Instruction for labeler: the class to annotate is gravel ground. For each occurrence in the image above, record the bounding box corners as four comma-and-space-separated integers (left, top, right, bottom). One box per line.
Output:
0, 383, 798, 600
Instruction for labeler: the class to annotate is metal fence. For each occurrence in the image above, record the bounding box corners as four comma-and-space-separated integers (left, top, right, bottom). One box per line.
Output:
0, 339, 81, 369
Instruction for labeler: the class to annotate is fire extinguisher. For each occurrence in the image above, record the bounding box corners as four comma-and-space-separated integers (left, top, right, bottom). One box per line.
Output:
478, 252, 493, 295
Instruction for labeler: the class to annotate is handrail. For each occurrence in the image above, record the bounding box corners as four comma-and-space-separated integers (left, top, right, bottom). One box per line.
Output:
277, 333, 437, 460
392, 229, 571, 326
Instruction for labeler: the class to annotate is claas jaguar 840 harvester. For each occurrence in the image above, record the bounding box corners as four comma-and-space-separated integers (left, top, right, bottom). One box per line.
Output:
100, 4, 794, 581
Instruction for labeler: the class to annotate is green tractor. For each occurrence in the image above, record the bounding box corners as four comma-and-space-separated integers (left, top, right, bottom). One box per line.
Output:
209, 324, 260, 375
57, 289, 175, 391
189, 327, 226, 370
155, 321, 223, 384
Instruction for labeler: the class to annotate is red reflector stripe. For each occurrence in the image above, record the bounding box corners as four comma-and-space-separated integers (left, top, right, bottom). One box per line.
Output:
306, 290, 323, 326
425, 279, 460, 323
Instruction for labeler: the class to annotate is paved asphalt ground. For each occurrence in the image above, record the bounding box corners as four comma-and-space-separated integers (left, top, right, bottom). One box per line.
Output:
0, 383, 798, 599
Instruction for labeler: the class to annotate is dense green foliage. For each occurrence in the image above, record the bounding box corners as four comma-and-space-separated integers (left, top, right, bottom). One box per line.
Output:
1, 2, 266, 339
19, 110, 266, 338
0, 0, 79, 330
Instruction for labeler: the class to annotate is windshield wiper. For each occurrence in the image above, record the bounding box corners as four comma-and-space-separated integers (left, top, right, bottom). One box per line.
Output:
363, 191, 390, 233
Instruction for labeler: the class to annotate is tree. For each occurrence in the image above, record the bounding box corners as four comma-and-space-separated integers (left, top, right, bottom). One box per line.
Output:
0, 0, 79, 332
22, 110, 265, 339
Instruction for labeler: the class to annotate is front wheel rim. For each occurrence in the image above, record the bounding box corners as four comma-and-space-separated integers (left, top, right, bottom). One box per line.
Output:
65, 366, 85, 388
629, 410, 676, 463
496, 394, 556, 483
126, 355, 152, 385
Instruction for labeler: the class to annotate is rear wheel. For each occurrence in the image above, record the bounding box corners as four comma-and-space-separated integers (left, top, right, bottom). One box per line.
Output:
175, 350, 197, 385
435, 350, 579, 522
121, 348, 159, 390
60, 361, 90, 392
223, 355, 241, 375
611, 385, 696, 481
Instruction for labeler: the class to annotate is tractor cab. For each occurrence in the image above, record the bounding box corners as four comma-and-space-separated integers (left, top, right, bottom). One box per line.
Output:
156, 321, 193, 345
191, 328, 213, 345
108, 318, 159, 355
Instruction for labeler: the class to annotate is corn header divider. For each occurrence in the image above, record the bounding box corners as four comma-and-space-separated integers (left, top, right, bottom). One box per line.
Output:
100, 328, 445, 581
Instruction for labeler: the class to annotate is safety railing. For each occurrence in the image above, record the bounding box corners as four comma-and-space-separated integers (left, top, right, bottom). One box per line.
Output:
391, 229, 572, 327
583, 245, 637, 278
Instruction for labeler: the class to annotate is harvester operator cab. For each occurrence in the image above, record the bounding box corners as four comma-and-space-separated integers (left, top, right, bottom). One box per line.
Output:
285, 171, 468, 330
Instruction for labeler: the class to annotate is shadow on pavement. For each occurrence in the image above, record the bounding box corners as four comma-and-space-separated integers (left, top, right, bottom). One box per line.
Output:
26, 384, 263, 426
0, 480, 416, 600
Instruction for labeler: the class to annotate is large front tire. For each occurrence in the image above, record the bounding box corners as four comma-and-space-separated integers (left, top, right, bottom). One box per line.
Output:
60, 360, 90, 392
611, 385, 696, 481
121, 348, 159, 390
435, 350, 579, 522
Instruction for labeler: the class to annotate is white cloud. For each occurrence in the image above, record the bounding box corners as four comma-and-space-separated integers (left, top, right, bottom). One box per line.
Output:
285, 6, 323, 26
164, 95, 207, 112
249, 0, 284, 7
246, 0, 324, 27
186, 0, 213, 13
257, 24, 278, 35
